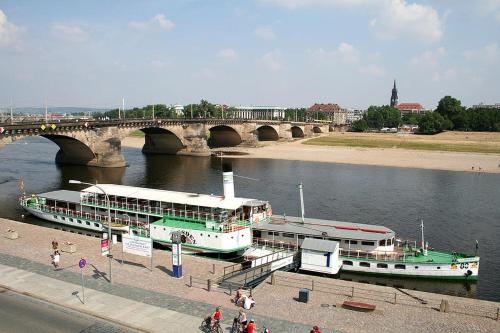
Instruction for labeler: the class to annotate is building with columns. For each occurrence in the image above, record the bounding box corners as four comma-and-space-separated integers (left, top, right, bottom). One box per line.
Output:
232, 106, 286, 120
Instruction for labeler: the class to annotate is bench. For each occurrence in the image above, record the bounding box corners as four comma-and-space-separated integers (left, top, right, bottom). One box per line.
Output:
342, 301, 376, 312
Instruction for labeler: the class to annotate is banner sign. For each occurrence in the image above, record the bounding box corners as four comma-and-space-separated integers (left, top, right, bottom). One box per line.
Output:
172, 243, 182, 266
101, 238, 109, 256
122, 234, 152, 257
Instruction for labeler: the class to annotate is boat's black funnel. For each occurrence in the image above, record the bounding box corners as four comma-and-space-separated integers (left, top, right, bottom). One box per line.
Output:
222, 161, 232, 173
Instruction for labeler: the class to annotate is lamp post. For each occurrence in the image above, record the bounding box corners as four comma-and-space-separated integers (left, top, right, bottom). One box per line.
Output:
69, 180, 113, 283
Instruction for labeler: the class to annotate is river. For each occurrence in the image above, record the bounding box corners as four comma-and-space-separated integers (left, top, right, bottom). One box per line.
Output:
0, 137, 499, 302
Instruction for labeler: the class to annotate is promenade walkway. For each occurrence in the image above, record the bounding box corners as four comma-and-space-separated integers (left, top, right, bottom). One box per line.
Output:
1, 218, 500, 332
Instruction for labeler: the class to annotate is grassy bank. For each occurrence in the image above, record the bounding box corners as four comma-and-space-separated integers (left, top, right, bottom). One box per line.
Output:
128, 130, 145, 138
304, 134, 500, 154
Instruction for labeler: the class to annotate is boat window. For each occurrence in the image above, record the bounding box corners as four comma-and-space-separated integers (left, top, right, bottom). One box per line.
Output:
377, 263, 388, 268
360, 262, 370, 267
77, 220, 82, 224
387, 238, 392, 246
379, 240, 386, 246
267, 231, 275, 236
414, 266, 419, 269
69, 218, 73, 222
343, 260, 353, 266
361, 241, 375, 246
53, 215, 57, 219
94, 223, 99, 227
298, 235, 305, 239
313, 236, 323, 239
437, 266, 441, 269
346, 240, 358, 245
328, 238, 340, 242
282, 233, 295, 238
85, 221, 90, 226
62, 217, 66, 221
395, 264, 406, 270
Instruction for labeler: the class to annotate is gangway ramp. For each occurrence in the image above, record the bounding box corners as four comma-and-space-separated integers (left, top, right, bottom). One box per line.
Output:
218, 249, 299, 288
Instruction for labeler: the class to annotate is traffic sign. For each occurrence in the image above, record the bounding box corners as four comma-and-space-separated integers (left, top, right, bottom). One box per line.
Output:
79, 258, 87, 269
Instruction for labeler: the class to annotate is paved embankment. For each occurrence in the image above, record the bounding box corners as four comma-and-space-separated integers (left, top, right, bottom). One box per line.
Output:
1, 218, 500, 332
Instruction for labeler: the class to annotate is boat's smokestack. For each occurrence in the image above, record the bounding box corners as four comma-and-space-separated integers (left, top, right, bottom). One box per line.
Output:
222, 161, 234, 200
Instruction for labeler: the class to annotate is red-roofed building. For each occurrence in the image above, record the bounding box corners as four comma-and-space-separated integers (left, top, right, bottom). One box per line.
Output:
396, 103, 430, 115
307, 103, 347, 124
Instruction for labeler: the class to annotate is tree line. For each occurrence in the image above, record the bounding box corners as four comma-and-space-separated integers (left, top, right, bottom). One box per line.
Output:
351, 96, 500, 134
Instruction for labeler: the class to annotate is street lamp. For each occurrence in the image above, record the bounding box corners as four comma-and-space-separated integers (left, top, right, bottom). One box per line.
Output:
69, 179, 113, 283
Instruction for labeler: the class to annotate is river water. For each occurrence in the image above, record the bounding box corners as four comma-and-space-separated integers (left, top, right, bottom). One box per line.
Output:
1, 137, 499, 302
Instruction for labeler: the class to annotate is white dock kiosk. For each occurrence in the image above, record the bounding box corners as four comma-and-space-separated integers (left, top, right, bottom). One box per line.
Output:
300, 238, 342, 275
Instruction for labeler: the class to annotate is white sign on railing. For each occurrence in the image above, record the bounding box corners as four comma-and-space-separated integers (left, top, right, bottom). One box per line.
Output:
122, 234, 152, 257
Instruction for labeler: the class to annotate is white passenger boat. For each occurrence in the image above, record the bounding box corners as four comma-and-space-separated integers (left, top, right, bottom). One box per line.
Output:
19, 164, 271, 254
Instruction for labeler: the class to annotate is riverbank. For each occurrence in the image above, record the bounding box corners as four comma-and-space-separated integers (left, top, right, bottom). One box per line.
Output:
122, 135, 500, 173
1, 218, 499, 332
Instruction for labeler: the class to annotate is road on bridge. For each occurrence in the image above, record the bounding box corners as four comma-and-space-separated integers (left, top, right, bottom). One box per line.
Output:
0, 287, 141, 333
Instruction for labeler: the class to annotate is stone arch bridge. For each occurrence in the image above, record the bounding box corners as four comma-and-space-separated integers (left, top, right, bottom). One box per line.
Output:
0, 119, 336, 167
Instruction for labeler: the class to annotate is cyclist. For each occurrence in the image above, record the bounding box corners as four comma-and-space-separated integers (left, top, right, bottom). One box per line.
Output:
237, 308, 247, 330
212, 306, 222, 327
246, 319, 256, 333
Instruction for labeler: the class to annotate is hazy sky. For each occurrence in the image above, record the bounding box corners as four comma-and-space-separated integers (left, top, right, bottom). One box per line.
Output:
0, 0, 499, 109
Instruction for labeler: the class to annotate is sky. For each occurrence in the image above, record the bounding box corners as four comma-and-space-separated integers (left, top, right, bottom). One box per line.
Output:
0, 0, 499, 109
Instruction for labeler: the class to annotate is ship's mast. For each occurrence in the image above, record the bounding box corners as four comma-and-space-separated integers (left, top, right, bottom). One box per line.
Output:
420, 219, 427, 255
299, 182, 305, 224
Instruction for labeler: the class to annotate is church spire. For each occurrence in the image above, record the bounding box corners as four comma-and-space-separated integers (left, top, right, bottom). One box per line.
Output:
390, 79, 398, 108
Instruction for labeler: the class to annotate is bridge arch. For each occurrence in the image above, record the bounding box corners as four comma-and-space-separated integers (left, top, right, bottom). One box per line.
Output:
137, 127, 185, 154
208, 125, 242, 148
256, 125, 279, 141
312, 126, 323, 133
42, 134, 96, 165
291, 126, 304, 138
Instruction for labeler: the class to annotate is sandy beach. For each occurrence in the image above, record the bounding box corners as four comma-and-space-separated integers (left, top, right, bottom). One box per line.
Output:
121, 135, 500, 173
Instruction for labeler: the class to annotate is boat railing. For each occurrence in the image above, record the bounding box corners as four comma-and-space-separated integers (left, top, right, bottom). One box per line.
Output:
252, 237, 299, 251
81, 197, 235, 223
161, 211, 252, 233
339, 249, 418, 262
25, 203, 134, 228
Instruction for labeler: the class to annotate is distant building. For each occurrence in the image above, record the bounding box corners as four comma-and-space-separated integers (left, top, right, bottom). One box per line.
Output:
173, 104, 184, 116
396, 103, 430, 115
472, 103, 500, 109
390, 80, 398, 108
345, 108, 366, 123
307, 103, 347, 124
232, 106, 286, 120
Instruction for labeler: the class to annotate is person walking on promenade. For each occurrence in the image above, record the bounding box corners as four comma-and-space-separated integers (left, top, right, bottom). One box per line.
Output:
52, 250, 60, 268
312, 325, 322, 333
246, 319, 256, 333
52, 239, 58, 250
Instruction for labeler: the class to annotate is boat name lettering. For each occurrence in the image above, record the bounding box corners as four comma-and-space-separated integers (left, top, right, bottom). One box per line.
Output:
173, 230, 196, 244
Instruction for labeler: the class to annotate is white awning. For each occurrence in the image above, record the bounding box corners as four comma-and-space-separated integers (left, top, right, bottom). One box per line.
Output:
82, 184, 261, 210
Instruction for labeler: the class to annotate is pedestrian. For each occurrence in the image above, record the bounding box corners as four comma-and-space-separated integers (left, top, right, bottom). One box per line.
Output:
52, 250, 60, 268
312, 325, 322, 333
52, 239, 58, 250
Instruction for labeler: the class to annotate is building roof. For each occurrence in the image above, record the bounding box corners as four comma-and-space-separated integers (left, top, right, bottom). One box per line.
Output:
82, 184, 263, 210
301, 238, 339, 253
396, 103, 424, 110
255, 215, 395, 241
308, 103, 341, 113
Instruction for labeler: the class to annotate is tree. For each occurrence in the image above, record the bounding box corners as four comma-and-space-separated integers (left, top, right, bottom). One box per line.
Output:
364, 105, 401, 129
435, 96, 464, 127
418, 112, 447, 134
351, 119, 368, 132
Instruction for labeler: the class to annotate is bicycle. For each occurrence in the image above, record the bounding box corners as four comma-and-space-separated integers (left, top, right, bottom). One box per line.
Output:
230, 318, 243, 333
200, 317, 223, 333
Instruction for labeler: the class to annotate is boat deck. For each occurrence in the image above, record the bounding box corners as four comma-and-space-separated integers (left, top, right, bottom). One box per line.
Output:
342, 249, 476, 264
